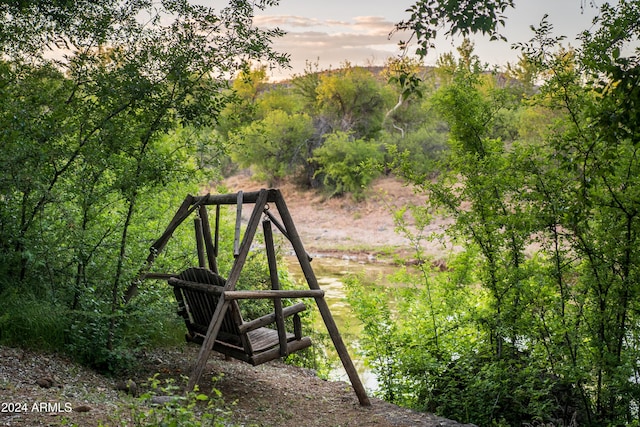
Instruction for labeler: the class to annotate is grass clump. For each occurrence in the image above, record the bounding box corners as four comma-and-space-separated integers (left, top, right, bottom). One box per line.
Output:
94, 374, 241, 427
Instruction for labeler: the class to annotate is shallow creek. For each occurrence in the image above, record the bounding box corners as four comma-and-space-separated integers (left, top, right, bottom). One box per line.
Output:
285, 255, 403, 392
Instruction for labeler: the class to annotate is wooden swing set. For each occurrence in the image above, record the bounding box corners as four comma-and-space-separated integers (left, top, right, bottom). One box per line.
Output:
139, 188, 370, 406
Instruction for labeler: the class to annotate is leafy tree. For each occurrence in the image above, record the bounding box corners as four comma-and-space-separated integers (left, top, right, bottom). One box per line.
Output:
256, 84, 306, 117
394, 0, 515, 57
518, 10, 640, 422
315, 64, 392, 140
287, 62, 332, 187
217, 66, 270, 139
290, 59, 323, 113
379, 57, 449, 177
0, 0, 288, 371
229, 109, 315, 185
504, 54, 541, 98
311, 131, 383, 199
428, 43, 535, 371
382, 57, 427, 137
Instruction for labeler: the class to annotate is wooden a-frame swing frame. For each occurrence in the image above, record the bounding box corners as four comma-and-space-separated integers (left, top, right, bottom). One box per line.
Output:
139, 188, 370, 406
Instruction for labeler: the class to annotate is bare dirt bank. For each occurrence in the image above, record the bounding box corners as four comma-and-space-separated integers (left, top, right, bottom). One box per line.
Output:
0, 345, 476, 427
218, 173, 452, 264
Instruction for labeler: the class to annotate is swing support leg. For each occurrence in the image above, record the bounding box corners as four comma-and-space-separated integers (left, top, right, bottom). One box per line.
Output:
186, 299, 230, 391
187, 190, 269, 392
274, 190, 371, 407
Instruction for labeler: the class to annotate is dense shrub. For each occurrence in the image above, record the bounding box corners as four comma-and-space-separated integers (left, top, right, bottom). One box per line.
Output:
311, 131, 384, 199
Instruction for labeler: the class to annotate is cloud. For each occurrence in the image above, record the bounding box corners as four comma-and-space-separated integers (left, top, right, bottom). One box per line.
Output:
254, 15, 329, 28
351, 16, 397, 34
253, 14, 412, 80
254, 15, 397, 35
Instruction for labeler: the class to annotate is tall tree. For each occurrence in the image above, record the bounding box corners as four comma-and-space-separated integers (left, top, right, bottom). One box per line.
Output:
315, 64, 391, 140
0, 0, 288, 369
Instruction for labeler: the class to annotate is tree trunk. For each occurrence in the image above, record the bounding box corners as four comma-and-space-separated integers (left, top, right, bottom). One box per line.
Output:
107, 194, 137, 351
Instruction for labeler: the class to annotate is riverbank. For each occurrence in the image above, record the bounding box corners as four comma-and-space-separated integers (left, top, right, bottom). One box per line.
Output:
0, 175, 474, 427
219, 173, 452, 265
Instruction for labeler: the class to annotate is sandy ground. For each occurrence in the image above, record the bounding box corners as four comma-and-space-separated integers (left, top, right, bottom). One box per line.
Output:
0, 345, 476, 427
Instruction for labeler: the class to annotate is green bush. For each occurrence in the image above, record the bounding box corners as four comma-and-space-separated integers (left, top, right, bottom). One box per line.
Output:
229, 110, 315, 185
311, 131, 383, 199
119, 281, 186, 349
384, 125, 448, 179
122, 374, 236, 427
65, 298, 138, 375
64, 280, 185, 375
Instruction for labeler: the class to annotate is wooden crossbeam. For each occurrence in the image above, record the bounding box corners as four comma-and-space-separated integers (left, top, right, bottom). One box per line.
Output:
223, 290, 325, 299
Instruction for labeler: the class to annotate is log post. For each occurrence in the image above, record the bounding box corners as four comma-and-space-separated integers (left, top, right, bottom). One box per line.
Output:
233, 191, 243, 257
198, 205, 218, 273
273, 190, 371, 407
194, 216, 206, 268
187, 190, 269, 391
263, 218, 288, 356
214, 205, 220, 257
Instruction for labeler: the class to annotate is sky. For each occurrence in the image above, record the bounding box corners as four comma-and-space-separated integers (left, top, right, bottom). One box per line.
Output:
204, 0, 606, 81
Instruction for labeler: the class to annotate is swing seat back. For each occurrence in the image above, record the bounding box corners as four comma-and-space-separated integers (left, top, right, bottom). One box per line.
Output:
168, 267, 312, 366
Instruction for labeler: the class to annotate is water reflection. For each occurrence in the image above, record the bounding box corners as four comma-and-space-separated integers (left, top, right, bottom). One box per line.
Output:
285, 256, 400, 392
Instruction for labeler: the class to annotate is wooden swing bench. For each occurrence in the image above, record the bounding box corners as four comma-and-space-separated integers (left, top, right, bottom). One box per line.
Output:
135, 188, 370, 406
168, 267, 316, 366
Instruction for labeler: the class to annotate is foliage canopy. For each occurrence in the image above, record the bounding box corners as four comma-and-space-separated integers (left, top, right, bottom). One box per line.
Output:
0, 0, 289, 371
346, 1, 640, 426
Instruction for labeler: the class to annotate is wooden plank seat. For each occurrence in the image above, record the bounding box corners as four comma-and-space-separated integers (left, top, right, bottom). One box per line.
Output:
168, 267, 312, 366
